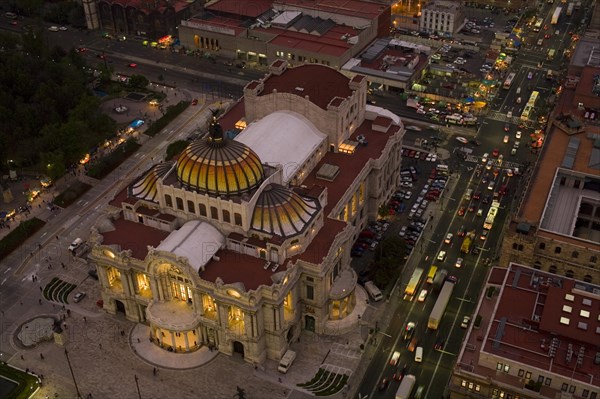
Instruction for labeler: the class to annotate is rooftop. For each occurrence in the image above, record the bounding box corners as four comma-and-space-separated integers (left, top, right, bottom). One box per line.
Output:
276, 0, 389, 20
205, 0, 273, 18
99, 217, 170, 260
457, 264, 600, 393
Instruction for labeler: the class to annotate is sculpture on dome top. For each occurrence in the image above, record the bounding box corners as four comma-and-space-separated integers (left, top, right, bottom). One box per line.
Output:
207, 109, 224, 146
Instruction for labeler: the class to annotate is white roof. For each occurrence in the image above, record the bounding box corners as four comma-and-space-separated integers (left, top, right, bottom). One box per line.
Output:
235, 111, 327, 183
365, 104, 402, 126
156, 220, 224, 273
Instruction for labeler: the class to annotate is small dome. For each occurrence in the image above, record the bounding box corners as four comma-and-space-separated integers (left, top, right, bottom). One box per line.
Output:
131, 162, 174, 202
251, 184, 320, 238
176, 114, 264, 196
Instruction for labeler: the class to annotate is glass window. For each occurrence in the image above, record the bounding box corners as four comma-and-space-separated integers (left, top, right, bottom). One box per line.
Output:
306, 284, 314, 300
539, 242, 546, 250
165, 194, 173, 207
461, 380, 467, 387
503, 364, 510, 373
497, 363, 503, 370
234, 213, 242, 226
518, 369, 524, 377
199, 203, 207, 216
582, 389, 589, 398
525, 371, 531, 379
187, 200, 195, 214
222, 210, 231, 223
590, 392, 597, 399
545, 378, 552, 386
569, 385, 576, 394
562, 383, 569, 392
176, 197, 184, 210
210, 206, 218, 219
554, 246, 561, 254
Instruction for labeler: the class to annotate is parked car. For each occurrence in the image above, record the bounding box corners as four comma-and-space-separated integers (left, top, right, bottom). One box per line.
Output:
461, 316, 471, 328
73, 292, 86, 303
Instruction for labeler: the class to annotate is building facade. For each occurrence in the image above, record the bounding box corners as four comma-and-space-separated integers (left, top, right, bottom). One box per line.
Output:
419, 0, 464, 36
88, 61, 405, 364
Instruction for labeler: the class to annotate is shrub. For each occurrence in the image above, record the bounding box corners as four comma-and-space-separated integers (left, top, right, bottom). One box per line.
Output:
0, 218, 45, 261
144, 101, 190, 137
54, 181, 92, 208
86, 139, 141, 179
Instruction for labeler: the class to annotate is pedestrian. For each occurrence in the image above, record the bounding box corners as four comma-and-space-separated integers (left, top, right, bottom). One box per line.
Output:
61, 262, 65, 268
99, 343, 102, 349
38, 299, 42, 305
83, 316, 87, 323
39, 353, 44, 360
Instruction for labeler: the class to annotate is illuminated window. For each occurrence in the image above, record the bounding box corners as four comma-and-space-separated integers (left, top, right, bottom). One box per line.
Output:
562, 305, 572, 313
496, 363, 503, 370
580, 310, 590, 318
503, 364, 510, 373
560, 317, 570, 325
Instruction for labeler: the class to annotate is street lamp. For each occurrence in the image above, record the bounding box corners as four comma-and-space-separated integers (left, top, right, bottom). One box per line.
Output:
64, 349, 82, 399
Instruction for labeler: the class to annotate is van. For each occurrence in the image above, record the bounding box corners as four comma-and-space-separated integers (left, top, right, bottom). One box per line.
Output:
277, 350, 297, 373
516, 87, 521, 94
68, 238, 83, 252
464, 189, 473, 201
436, 164, 449, 175
364, 281, 383, 302
537, 39, 543, 46
415, 346, 423, 362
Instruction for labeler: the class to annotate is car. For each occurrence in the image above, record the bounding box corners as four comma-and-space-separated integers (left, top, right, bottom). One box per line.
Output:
128, 63, 137, 68
399, 226, 408, 237
434, 339, 445, 350
515, 131, 522, 139
468, 205, 475, 213
487, 181, 495, 190
403, 322, 416, 340
417, 289, 428, 302
191, 99, 198, 106
482, 153, 489, 163
369, 241, 378, 251
390, 351, 401, 366
477, 208, 483, 217
400, 182, 413, 188
76, 47, 87, 53
457, 207, 466, 216
473, 191, 481, 200
404, 191, 412, 200
461, 316, 471, 328
485, 160, 493, 170
507, 111, 512, 118
457, 226, 466, 237
516, 96, 522, 104
469, 139, 481, 146
456, 136, 468, 144
378, 378, 389, 391
511, 147, 517, 156
506, 169, 514, 177
393, 365, 408, 381
68, 238, 83, 252
492, 148, 499, 157
480, 230, 489, 240
455, 258, 464, 268
482, 195, 490, 204
437, 250, 447, 261
48, 26, 59, 32
444, 233, 453, 244
432, 53, 441, 60
503, 135, 509, 144
73, 292, 86, 303
504, 123, 510, 132
59, 26, 68, 31
527, 71, 533, 80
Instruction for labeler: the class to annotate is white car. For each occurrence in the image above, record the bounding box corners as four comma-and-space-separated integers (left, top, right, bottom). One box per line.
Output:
455, 257, 464, 268
444, 233, 453, 244
506, 169, 514, 177
59, 26, 68, 31
68, 238, 83, 252
507, 111, 512, 118
73, 292, 86, 303
417, 289, 428, 302
399, 226, 408, 237
416, 108, 427, 114
461, 316, 471, 328
486, 160, 493, 170
437, 250, 447, 261
48, 26, 59, 32
503, 135, 509, 144
401, 182, 413, 188
482, 153, 489, 163
456, 136, 468, 144
390, 351, 401, 366
515, 131, 522, 139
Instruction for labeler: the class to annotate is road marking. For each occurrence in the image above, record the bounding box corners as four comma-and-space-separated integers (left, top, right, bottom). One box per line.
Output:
1, 278, 6, 285
4, 267, 12, 274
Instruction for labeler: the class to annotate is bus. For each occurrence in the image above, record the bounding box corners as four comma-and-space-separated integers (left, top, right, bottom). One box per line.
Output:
527, 91, 539, 107
483, 200, 500, 230
533, 18, 544, 32
404, 267, 424, 300
547, 49, 556, 60
551, 7, 562, 24
428, 281, 454, 330
426, 265, 438, 284
445, 114, 463, 125
503, 72, 516, 90
521, 105, 534, 121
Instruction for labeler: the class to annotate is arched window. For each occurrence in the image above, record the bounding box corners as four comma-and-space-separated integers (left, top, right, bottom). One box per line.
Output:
549, 265, 557, 274
222, 210, 231, 223
518, 244, 524, 251
512, 243, 518, 250
554, 246, 561, 254
583, 274, 592, 283
199, 203, 207, 217
590, 256, 597, 263
165, 194, 173, 207
571, 251, 578, 258
234, 213, 243, 226
210, 206, 218, 219
565, 270, 574, 278
533, 261, 541, 270
538, 242, 545, 250
187, 200, 195, 214
176, 197, 184, 210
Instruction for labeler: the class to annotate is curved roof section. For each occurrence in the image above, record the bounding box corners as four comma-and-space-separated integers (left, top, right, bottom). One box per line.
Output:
260, 64, 353, 109
176, 138, 265, 197
156, 220, 225, 273
131, 162, 174, 202
251, 184, 320, 238
234, 111, 327, 183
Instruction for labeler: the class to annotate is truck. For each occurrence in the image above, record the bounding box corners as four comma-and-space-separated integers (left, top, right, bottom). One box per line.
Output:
551, 7, 562, 24
428, 281, 455, 330
566, 2, 574, 15
432, 269, 448, 293
404, 268, 425, 300
460, 231, 475, 254
395, 374, 416, 399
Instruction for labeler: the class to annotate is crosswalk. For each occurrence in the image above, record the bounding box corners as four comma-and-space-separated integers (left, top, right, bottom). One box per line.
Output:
465, 154, 521, 170
486, 111, 521, 123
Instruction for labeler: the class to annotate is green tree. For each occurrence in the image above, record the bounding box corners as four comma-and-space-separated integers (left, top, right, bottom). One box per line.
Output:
128, 74, 150, 90
166, 140, 189, 161
377, 204, 389, 219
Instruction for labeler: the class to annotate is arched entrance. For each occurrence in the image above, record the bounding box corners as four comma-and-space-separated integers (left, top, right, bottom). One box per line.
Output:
304, 315, 315, 332
233, 341, 244, 358
286, 326, 295, 343
115, 300, 126, 314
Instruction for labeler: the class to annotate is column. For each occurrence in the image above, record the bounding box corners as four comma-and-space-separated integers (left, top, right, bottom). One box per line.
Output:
98, 266, 110, 288
150, 278, 159, 300
156, 277, 164, 300
170, 331, 176, 350
184, 332, 190, 351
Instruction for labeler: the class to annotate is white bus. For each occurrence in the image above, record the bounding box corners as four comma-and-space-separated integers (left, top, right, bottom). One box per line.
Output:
503, 72, 516, 90
428, 281, 454, 330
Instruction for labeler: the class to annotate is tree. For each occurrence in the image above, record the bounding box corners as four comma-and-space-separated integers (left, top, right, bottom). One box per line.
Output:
377, 204, 389, 219
166, 140, 189, 161
128, 74, 149, 90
